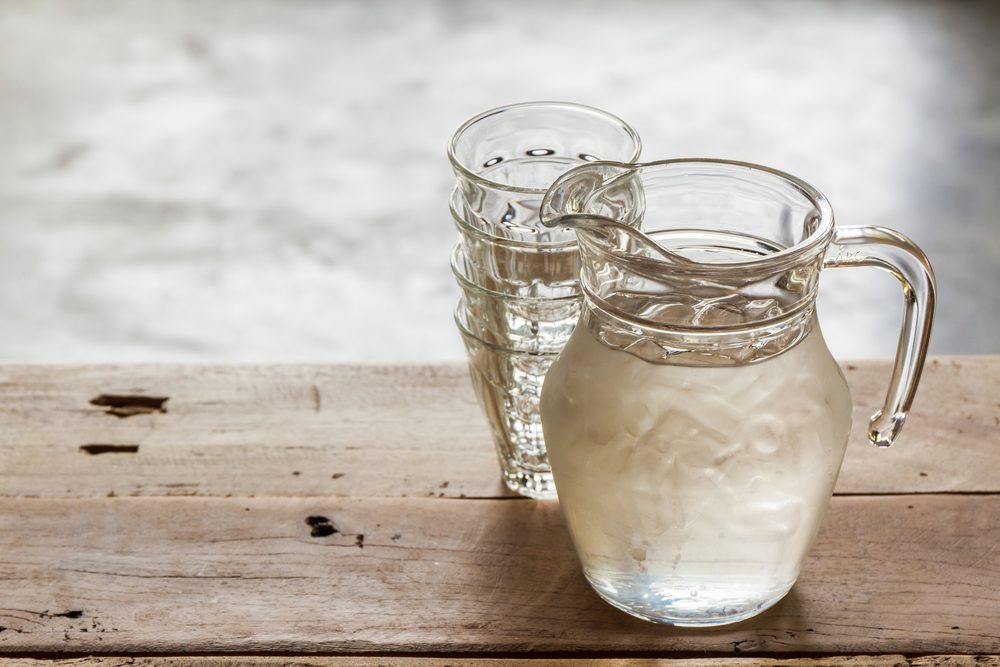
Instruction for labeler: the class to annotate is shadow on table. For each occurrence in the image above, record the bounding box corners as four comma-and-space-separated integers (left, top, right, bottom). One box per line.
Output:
461, 498, 821, 652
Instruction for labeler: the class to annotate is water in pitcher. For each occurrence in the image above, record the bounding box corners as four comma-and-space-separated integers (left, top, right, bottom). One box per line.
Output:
536, 157, 934, 625
540, 317, 853, 625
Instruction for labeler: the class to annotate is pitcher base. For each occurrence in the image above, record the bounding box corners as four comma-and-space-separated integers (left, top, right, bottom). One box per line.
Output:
585, 569, 794, 627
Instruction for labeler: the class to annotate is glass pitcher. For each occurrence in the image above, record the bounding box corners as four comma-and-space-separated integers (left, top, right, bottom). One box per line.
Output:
537, 159, 936, 626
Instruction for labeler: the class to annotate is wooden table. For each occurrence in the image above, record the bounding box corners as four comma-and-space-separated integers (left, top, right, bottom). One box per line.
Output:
0, 358, 997, 666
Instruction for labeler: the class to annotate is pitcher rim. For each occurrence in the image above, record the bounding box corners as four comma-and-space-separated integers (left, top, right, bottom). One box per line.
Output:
543, 157, 836, 270
447, 101, 643, 195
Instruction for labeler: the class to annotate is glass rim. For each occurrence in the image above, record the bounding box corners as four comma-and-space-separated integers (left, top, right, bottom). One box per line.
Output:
541, 157, 836, 271
449, 243, 582, 303
447, 101, 642, 195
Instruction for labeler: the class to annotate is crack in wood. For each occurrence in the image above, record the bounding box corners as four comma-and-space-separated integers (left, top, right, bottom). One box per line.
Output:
80, 445, 140, 455
55, 568, 316, 580
90, 394, 168, 418
0, 609, 83, 621
2, 651, 994, 663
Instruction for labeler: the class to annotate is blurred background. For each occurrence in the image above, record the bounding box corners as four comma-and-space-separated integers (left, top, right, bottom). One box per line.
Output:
0, 0, 997, 362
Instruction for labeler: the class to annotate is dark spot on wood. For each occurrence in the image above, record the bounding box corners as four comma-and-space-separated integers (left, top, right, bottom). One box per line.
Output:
907, 505, 914, 509
79, 628, 88, 632
244, 507, 250, 512
90, 394, 168, 418
952, 625, 960, 629
305, 515, 338, 538
292, 471, 301, 476
0, 626, 6, 633
919, 472, 928, 477
806, 628, 814, 632
391, 533, 401, 541
80, 444, 139, 455
52, 610, 83, 619
439, 481, 449, 489
107, 490, 116, 497
311, 524, 336, 537
355, 534, 365, 548
846, 364, 856, 371
310, 385, 321, 412
331, 473, 344, 479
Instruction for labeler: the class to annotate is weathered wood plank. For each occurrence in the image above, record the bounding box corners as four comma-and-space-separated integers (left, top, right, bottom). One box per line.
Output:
0, 364, 504, 499
0, 495, 996, 655
0, 358, 997, 499
4, 654, 995, 666
842, 357, 1000, 494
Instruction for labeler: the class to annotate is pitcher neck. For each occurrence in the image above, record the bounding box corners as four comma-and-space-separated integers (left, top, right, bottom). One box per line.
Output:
581, 296, 817, 367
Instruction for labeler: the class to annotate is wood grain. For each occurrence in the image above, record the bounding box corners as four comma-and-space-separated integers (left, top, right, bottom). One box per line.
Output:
2, 655, 998, 666
0, 358, 997, 499
0, 495, 996, 655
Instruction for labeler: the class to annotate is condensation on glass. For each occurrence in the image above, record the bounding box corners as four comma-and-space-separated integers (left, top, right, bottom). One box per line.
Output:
539, 159, 936, 625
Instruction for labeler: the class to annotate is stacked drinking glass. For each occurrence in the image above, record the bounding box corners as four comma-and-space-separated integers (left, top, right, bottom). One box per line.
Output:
447, 102, 641, 498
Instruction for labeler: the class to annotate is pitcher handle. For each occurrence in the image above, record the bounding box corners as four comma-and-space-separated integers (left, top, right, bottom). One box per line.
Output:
823, 226, 937, 448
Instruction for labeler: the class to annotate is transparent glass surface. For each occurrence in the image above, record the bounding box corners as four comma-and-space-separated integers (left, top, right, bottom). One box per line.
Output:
449, 101, 641, 243
448, 102, 641, 497
539, 159, 935, 625
454, 299, 557, 499
450, 188, 580, 299
543, 310, 851, 626
452, 244, 580, 354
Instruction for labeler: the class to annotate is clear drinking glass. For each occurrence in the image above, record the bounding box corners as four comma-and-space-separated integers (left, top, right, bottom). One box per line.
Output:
448, 102, 641, 497
452, 243, 580, 354
450, 188, 581, 300
450, 205, 579, 497
452, 242, 579, 498
538, 159, 936, 626
454, 299, 561, 496
449, 101, 642, 241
